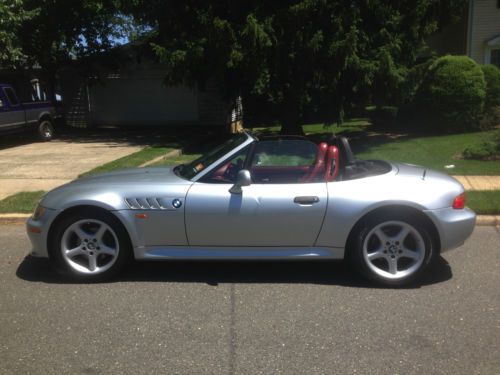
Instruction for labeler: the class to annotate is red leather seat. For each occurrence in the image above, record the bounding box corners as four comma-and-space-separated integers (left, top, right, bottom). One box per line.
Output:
325, 145, 339, 182
302, 142, 328, 182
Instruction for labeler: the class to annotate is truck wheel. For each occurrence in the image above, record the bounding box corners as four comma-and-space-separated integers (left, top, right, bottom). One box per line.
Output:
38, 119, 54, 141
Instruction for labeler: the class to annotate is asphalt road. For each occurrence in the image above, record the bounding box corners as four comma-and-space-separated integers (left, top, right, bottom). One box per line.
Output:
0, 225, 499, 375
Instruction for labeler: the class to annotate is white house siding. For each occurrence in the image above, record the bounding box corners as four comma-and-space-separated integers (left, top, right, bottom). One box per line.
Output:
468, 0, 500, 64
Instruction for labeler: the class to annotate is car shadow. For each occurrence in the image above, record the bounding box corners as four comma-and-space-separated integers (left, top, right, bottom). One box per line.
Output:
16, 255, 452, 289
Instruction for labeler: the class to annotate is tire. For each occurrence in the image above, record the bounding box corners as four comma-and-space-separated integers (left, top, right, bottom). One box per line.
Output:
349, 214, 435, 287
49, 209, 132, 282
37, 119, 54, 141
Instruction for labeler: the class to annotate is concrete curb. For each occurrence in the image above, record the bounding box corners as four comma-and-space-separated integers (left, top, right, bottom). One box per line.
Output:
475, 215, 500, 226
0, 213, 30, 224
2, 213, 499, 226
139, 149, 182, 168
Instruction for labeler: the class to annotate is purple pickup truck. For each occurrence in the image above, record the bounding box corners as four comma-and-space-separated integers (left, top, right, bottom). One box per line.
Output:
0, 83, 56, 141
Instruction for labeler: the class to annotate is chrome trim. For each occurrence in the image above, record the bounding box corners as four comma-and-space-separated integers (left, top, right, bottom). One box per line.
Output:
124, 197, 184, 210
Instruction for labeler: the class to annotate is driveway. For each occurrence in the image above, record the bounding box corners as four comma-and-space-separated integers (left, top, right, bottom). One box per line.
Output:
0, 132, 144, 199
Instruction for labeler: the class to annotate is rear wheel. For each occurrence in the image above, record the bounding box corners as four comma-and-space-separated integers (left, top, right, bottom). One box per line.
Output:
49, 209, 131, 281
349, 215, 435, 286
37, 119, 53, 141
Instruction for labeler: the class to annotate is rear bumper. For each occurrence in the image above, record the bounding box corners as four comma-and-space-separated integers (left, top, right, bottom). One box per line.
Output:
424, 207, 476, 252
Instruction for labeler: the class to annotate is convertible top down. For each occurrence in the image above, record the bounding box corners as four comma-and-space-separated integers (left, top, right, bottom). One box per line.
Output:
27, 131, 475, 286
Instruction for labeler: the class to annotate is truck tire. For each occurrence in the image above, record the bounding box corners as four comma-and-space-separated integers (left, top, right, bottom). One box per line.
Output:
38, 119, 54, 141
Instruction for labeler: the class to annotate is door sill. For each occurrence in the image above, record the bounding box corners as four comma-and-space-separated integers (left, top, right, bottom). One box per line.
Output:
135, 246, 344, 260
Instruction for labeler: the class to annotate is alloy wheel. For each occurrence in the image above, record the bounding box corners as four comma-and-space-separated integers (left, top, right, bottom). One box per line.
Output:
60, 219, 120, 274
362, 220, 425, 280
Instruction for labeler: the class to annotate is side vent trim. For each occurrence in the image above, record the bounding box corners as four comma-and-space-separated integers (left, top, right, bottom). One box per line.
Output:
125, 197, 183, 211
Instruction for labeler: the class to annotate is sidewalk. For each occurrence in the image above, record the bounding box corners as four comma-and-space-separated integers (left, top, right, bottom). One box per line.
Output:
452, 176, 500, 191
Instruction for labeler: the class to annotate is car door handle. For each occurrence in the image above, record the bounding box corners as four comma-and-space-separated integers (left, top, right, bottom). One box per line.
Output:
294, 196, 320, 205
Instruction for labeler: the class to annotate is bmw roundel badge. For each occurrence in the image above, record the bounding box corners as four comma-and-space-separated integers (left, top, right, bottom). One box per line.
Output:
172, 199, 182, 209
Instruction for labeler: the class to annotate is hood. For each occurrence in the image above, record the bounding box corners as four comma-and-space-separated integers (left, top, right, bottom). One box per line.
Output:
72, 167, 189, 186
41, 167, 192, 210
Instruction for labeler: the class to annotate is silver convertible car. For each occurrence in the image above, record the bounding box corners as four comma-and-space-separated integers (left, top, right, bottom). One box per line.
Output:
26, 131, 475, 286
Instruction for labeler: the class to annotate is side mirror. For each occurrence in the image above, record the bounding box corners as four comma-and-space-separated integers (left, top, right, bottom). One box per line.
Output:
229, 169, 252, 194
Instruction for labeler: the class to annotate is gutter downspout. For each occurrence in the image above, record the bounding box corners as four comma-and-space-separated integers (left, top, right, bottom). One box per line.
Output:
466, 0, 474, 57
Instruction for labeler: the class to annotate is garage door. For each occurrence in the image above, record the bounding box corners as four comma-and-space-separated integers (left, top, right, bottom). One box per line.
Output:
89, 78, 198, 126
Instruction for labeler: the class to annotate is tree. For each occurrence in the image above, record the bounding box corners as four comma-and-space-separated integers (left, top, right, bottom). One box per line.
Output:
19, 0, 129, 98
1, 1, 143, 100
0, 0, 37, 67
127, 0, 466, 134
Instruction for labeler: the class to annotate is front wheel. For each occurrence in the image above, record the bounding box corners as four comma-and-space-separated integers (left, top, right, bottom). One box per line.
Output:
49, 209, 131, 281
37, 119, 54, 141
349, 216, 435, 286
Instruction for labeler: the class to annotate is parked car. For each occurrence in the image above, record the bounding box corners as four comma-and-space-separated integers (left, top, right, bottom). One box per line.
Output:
0, 83, 55, 141
26, 131, 475, 286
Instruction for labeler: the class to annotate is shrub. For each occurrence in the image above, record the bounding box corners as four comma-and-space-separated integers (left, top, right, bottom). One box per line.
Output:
481, 64, 500, 109
462, 130, 500, 160
480, 64, 500, 128
416, 55, 486, 131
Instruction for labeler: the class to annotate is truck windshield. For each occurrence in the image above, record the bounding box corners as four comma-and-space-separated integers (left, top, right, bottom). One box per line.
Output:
175, 133, 250, 180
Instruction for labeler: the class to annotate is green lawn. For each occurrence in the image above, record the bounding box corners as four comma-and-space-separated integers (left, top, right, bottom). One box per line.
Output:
0, 191, 46, 213
79, 146, 177, 177
467, 191, 500, 215
355, 130, 500, 175
149, 153, 202, 167
252, 119, 499, 175
250, 118, 371, 139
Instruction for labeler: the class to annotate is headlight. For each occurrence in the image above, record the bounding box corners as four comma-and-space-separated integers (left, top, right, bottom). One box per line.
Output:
32, 204, 46, 221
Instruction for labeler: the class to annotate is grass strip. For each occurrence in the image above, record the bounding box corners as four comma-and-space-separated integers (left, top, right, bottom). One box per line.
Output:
0, 191, 46, 213
149, 153, 202, 167
466, 190, 500, 215
79, 146, 176, 178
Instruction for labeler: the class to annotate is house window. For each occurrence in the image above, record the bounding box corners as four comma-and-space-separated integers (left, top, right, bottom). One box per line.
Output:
491, 49, 500, 68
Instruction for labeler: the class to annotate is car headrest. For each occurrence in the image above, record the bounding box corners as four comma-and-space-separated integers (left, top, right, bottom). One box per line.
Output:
325, 145, 339, 182
330, 136, 355, 166
317, 142, 328, 161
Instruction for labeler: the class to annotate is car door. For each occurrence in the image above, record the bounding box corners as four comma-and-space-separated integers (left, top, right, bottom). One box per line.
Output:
185, 139, 328, 247
0, 87, 25, 130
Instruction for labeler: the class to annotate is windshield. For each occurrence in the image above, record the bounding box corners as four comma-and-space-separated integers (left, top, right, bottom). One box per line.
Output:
175, 133, 250, 180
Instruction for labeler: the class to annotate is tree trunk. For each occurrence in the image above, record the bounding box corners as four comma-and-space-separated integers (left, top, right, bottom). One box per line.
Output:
279, 96, 304, 135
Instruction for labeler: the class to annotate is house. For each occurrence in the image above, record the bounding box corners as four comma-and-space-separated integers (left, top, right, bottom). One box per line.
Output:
467, 0, 500, 66
59, 43, 242, 131
429, 0, 500, 67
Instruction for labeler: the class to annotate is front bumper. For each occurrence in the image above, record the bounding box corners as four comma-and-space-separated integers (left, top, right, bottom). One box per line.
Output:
26, 208, 59, 258
424, 207, 476, 252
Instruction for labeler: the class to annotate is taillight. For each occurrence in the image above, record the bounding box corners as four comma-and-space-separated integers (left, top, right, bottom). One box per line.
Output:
452, 193, 466, 209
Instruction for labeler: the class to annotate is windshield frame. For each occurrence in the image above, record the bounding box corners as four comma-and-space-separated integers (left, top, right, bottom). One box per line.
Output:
178, 131, 256, 182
